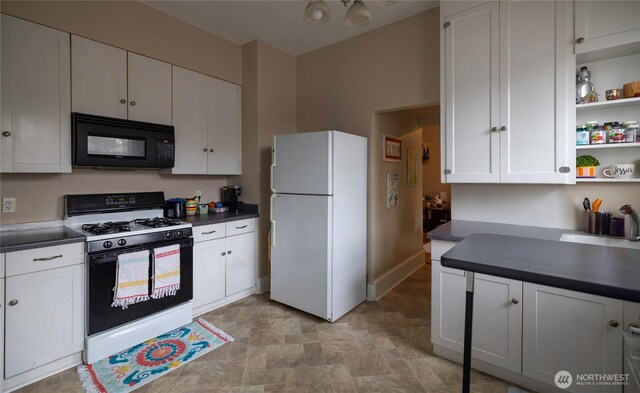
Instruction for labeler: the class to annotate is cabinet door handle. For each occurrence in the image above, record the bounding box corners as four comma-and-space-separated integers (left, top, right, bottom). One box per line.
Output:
491, 127, 498, 132
120, 99, 127, 104
500, 126, 508, 131
33, 254, 63, 262
209, 149, 214, 153
227, 250, 232, 255
511, 298, 519, 304
222, 252, 226, 256
202, 230, 216, 235
630, 324, 640, 335
2, 131, 11, 137
609, 320, 619, 328
576, 37, 585, 44
130, 101, 136, 106
236, 225, 247, 229
9, 300, 18, 306
203, 148, 208, 152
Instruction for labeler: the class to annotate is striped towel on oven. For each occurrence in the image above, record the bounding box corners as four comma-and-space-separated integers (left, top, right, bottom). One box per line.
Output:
151, 244, 181, 299
112, 250, 150, 309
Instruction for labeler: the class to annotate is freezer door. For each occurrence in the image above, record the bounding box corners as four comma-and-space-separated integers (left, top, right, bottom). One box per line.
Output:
270, 194, 332, 320
272, 132, 333, 195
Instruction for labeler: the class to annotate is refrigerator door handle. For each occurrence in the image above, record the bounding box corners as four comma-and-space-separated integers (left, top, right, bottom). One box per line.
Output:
270, 194, 276, 247
270, 140, 276, 193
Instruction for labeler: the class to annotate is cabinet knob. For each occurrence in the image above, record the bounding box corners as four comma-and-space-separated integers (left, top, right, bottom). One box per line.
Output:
609, 320, 619, 328
511, 298, 519, 304
576, 37, 585, 44
500, 126, 508, 131
228, 250, 232, 254
120, 99, 127, 104
209, 149, 214, 153
9, 299, 18, 306
203, 148, 208, 152
222, 252, 226, 256
2, 131, 11, 137
130, 101, 136, 106
491, 127, 498, 132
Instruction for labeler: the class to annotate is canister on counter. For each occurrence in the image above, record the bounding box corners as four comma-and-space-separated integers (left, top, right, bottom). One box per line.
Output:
610, 217, 626, 237
598, 212, 612, 235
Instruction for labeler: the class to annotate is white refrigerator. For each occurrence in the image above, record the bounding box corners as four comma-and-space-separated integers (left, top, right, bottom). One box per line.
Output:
270, 130, 367, 322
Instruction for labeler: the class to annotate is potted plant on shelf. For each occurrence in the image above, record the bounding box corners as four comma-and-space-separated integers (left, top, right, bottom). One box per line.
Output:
576, 155, 600, 178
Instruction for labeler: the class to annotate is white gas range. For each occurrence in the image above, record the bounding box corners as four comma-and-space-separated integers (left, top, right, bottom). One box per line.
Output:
64, 192, 194, 364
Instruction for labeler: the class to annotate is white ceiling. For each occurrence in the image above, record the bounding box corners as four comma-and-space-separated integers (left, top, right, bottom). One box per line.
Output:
143, 0, 439, 55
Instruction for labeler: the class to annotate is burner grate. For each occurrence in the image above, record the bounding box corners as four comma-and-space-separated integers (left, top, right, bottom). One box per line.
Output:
133, 217, 181, 228
82, 222, 132, 236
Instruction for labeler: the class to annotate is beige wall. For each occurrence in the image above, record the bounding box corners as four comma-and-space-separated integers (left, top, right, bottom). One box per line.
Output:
420, 109, 450, 202
371, 112, 423, 280
0, 1, 245, 224
0, 170, 227, 224
297, 8, 440, 283
0, 1, 241, 84
233, 40, 297, 280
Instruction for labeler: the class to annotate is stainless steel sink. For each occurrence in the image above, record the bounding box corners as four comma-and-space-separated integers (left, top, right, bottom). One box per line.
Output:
559, 233, 640, 250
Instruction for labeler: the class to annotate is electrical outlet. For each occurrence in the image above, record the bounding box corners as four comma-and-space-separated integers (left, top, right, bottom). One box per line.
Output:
195, 190, 202, 198
3, 198, 16, 213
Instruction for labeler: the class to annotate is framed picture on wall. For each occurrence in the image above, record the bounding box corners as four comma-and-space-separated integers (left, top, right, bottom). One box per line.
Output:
383, 134, 402, 162
407, 149, 418, 187
387, 173, 399, 208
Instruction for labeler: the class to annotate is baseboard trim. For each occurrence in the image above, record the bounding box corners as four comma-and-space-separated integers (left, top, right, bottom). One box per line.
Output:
257, 275, 270, 293
366, 250, 424, 301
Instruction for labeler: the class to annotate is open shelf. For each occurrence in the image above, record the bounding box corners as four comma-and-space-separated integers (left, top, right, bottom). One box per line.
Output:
577, 142, 640, 150
576, 97, 640, 112
576, 178, 640, 183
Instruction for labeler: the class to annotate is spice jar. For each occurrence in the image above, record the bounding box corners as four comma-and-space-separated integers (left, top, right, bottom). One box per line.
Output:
590, 126, 606, 144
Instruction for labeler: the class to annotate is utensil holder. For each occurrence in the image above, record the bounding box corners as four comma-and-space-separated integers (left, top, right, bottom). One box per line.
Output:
598, 212, 612, 235
584, 211, 599, 234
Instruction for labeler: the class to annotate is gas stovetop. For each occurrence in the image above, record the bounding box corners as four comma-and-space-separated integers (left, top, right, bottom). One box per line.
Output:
80, 218, 182, 236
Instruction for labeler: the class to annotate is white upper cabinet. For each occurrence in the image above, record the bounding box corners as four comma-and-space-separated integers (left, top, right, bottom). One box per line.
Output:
442, 1, 574, 184
1, 15, 71, 173
207, 77, 241, 175
169, 65, 242, 175
575, 0, 640, 55
71, 35, 127, 119
127, 52, 172, 124
72, 36, 171, 125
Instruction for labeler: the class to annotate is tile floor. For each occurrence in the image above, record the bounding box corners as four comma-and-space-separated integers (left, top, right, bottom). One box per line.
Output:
18, 265, 523, 393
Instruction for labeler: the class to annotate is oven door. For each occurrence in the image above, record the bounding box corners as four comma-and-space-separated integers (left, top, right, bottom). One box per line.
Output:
87, 237, 193, 336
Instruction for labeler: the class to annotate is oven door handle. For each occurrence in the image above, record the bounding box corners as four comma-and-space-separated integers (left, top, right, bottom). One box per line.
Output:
89, 238, 193, 261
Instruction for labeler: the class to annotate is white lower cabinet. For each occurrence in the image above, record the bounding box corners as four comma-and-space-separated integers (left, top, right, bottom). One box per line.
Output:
522, 284, 623, 393
192, 219, 257, 316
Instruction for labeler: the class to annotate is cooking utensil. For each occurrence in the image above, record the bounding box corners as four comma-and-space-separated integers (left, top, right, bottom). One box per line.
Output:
583, 198, 591, 211
592, 198, 603, 212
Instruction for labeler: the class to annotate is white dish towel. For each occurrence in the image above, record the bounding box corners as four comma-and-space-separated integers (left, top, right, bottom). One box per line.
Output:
112, 250, 150, 309
151, 244, 181, 299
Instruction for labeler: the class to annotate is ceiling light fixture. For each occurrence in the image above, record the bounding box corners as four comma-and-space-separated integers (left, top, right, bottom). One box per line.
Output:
303, 0, 331, 25
303, 0, 372, 27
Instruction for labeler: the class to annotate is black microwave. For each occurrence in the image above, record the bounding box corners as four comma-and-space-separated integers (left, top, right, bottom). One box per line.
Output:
72, 113, 175, 169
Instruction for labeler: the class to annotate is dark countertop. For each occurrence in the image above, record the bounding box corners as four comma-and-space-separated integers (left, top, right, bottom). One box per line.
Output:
441, 233, 640, 302
0, 226, 85, 254
181, 203, 259, 227
428, 220, 575, 242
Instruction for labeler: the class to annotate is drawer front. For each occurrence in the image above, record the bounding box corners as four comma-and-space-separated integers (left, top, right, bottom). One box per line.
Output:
6, 243, 85, 277
193, 223, 226, 243
225, 219, 255, 237
431, 240, 457, 261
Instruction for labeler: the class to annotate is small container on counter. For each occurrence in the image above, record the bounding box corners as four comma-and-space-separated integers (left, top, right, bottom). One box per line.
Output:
610, 217, 626, 237
584, 211, 599, 234
198, 204, 208, 215
598, 212, 612, 235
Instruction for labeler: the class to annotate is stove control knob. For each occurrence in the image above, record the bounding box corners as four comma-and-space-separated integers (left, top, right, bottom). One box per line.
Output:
117, 239, 127, 246
103, 241, 113, 249
165, 232, 173, 239
176, 230, 183, 238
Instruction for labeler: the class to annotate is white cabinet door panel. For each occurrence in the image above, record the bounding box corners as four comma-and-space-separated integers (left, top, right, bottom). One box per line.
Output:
193, 239, 225, 309
1, 15, 71, 173
171, 66, 208, 174
5, 265, 84, 378
225, 232, 256, 296
444, 2, 500, 183
500, 0, 573, 184
128, 53, 172, 125
71, 35, 127, 119
207, 78, 241, 175
522, 283, 623, 393
575, 0, 640, 54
